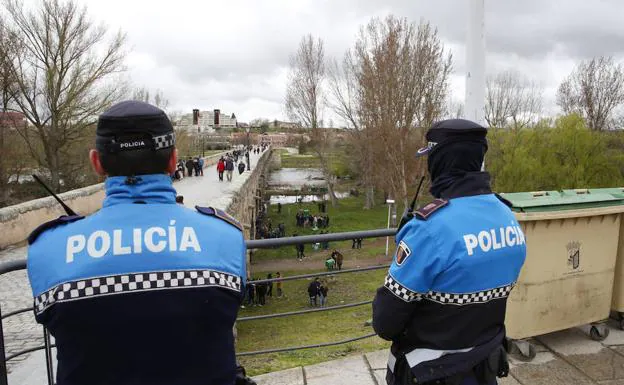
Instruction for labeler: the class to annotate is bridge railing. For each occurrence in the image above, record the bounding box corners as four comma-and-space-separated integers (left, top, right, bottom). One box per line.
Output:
0, 228, 397, 385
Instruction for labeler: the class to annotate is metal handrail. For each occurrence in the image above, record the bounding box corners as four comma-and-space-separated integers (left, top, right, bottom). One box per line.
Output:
238, 299, 373, 322
250, 264, 390, 285
1, 307, 32, 320
0, 229, 395, 385
246, 228, 397, 249
0, 228, 398, 276
5, 344, 55, 362
236, 333, 378, 357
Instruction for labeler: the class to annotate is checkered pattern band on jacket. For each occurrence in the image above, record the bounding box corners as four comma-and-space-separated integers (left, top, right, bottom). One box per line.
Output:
153, 132, 175, 150
34, 269, 242, 315
384, 275, 514, 305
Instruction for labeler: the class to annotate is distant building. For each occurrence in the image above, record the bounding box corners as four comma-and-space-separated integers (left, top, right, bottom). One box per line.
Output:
272, 120, 301, 130
177, 108, 238, 133
259, 133, 288, 147
0, 112, 27, 129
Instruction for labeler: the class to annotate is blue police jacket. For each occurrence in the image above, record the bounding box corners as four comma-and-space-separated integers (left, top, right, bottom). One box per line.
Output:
27, 174, 246, 385
372, 192, 526, 381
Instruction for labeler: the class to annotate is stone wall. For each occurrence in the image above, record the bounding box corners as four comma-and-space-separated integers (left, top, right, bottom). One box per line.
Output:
224, 149, 275, 239
0, 152, 227, 249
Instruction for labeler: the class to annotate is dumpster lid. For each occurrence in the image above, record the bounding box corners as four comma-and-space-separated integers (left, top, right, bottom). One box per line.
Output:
499, 190, 624, 212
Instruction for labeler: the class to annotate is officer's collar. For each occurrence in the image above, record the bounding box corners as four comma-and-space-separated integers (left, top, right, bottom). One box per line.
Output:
103, 174, 176, 207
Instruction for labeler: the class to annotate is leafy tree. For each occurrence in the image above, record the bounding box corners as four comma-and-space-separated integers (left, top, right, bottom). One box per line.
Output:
488, 113, 624, 192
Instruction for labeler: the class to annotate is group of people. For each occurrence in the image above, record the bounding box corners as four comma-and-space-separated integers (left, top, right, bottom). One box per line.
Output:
216, 153, 243, 182
172, 156, 204, 180
254, 205, 286, 239
324, 250, 344, 271
307, 278, 329, 307
295, 210, 330, 229
244, 272, 283, 307
256, 220, 285, 239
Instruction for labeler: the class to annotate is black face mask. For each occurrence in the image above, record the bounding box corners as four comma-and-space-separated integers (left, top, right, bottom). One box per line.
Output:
428, 139, 487, 199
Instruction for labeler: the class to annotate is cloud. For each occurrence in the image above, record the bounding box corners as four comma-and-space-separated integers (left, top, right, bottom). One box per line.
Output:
73, 0, 624, 123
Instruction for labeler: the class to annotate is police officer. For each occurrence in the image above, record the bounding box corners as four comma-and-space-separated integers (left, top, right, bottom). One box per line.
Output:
372, 119, 527, 385
27, 101, 253, 385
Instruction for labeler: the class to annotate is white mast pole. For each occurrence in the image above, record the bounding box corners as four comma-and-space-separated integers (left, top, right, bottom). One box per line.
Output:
465, 0, 486, 126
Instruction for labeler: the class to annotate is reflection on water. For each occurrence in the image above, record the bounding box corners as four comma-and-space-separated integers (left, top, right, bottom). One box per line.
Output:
269, 192, 350, 205
268, 168, 325, 187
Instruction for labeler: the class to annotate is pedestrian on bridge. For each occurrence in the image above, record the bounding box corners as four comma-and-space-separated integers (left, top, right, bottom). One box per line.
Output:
217, 157, 225, 181
225, 156, 234, 181
372, 119, 526, 385
185, 157, 194, 177
26, 100, 252, 385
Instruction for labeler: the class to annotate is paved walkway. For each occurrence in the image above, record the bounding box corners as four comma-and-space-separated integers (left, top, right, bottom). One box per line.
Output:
0, 149, 264, 378
252, 322, 624, 385
174, 151, 262, 209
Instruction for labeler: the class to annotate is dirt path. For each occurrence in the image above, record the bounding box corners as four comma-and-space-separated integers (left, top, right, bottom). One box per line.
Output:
249, 249, 392, 273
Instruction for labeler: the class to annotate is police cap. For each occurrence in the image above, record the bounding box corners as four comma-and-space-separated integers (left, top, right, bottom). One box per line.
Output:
416, 118, 487, 157
96, 100, 175, 154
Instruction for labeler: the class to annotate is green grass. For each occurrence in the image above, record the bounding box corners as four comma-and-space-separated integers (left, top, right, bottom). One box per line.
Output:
237, 267, 390, 376
281, 153, 320, 168
252, 196, 389, 262
281, 148, 351, 177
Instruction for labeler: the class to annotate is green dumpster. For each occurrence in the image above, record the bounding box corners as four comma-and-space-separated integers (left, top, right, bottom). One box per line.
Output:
500, 190, 624, 357
583, 188, 624, 328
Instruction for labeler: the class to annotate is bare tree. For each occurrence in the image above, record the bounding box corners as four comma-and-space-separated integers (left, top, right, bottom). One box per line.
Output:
0, 20, 30, 206
133, 87, 169, 110
3, 0, 127, 192
286, 34, 339, 206
444, 97, 465, 120
557, 56, 624, 131
327, 53, 360, 130
285, 34, 324, 129
327, 53, 380, 208
351, 16, 452, 210
485, 70, 542, 129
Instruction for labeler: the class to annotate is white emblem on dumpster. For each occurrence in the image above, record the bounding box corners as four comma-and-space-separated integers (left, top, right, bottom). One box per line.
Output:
567, 241, 581, 270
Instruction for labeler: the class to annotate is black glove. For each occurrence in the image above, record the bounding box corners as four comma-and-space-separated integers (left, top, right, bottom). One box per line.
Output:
235, 364, 257, 385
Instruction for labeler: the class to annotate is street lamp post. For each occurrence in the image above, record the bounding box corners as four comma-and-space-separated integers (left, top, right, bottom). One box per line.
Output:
385, 199, 395, 259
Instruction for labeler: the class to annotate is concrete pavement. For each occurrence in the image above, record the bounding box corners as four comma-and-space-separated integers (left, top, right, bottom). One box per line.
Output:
252, 321, 624, 385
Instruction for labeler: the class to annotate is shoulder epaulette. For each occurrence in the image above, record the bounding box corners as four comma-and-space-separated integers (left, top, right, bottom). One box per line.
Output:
28, 215, 85, 245
495, 193, 513, 208
414, 199, 449, 221
195, 206, 243, 231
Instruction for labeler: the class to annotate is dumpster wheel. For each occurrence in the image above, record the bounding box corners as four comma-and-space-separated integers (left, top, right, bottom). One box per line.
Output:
507, 339, 536, 362
589, 324, 610, 341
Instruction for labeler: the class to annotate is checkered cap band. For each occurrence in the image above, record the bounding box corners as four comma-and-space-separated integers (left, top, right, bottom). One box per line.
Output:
153, 132, 175, 150
34, 269, 241, 315
384, 274, 515, 305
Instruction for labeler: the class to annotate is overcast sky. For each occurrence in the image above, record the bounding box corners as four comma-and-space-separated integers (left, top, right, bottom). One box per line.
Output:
76, 0, 623, 124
